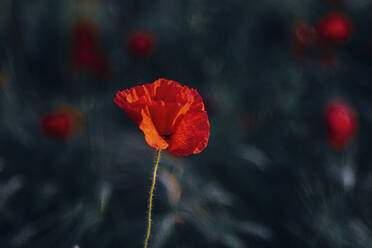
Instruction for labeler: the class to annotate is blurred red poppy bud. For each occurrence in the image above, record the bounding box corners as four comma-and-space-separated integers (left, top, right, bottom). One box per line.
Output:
40, 105, 84, 141
125, 30, 157, 58
317, 12, 353, 45
325, 100, 358, 149
70, 17, 110, 78
292, 20, 317, 49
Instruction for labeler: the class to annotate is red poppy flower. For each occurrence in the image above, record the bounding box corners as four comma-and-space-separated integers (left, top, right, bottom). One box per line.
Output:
125, 30, 157, 58
114, 79, 210, 156
70, 17, 110, 78
40, 113, 71, 140
40, 105, 85, 141
292, 20, 317, 49
316, 12, 353, 45
291, 19, 317, 60
324, 100, 358, 149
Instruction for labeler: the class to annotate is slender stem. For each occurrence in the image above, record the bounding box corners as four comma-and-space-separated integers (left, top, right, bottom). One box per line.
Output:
144, 149, 161, 248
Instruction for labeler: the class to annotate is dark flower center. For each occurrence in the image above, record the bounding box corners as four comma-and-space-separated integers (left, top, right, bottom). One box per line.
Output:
161, 134, 171, 140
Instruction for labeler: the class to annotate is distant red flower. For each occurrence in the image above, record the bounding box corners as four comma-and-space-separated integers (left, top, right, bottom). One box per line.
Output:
292, 20, 317, 49
70, 17, 110, 78
41, 113, 71, 140
325, 100, 358, 149
317, 12, 353, 45
40, 105, 85, 141
114, 79, 210, 156
125, 30, 157, 58
291, 19, 317, 60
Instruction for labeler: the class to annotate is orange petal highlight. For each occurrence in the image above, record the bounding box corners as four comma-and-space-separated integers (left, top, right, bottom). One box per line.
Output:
139, 107, 169, 150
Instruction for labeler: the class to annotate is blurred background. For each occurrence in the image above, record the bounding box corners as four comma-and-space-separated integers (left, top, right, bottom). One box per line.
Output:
1, 0, 372, 247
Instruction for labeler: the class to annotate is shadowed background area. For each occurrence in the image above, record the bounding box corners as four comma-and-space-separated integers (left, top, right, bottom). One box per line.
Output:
1, 0, 372, 247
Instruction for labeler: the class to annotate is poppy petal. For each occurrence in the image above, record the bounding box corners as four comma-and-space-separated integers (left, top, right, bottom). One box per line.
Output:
176, 86, 205, 112
147, 79, 183, 101
114, 89, 151, 125
139, 107, 169, 150
148, 101, 192, 135
168, 111, 210, 156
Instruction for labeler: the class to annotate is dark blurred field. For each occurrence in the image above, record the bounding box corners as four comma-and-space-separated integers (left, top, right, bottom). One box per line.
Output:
1, 0, 372, 247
